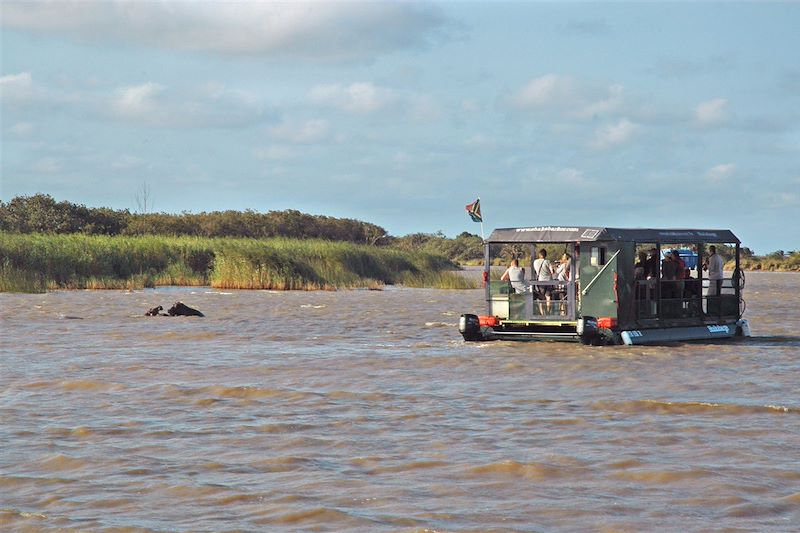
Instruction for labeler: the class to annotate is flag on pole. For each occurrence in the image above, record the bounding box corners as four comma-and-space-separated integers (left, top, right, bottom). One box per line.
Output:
465, 198, 482, 223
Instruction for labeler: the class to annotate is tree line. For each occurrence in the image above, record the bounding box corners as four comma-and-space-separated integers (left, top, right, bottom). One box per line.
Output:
0, 194, 389, 245
2, 194, 793, 270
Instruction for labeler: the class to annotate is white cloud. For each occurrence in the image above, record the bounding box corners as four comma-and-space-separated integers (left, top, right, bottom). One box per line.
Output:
112, 82, 163, 119
578, 84, 624, 118
408, 95, 443, 121
1, 71, 87, 111
695, 98, 728, 126
706, 163, 736, 182
31, 157, 61, 174
0, 71, 36, 103
2, 73, 266, 128
558, 167, 590, 186
110, 155, 144, 171
766, 191, 799, 208
0, 71, 32, 87
1, 2, 445, 62
106, 81, 266, 128
510, 75, 628, 121
9, 122, 35, 137
510, 74, 576, 108
462, 99, 480, 112
253, 145, 296, 161
310, 83, 395, 114
268, 119, 330, 143
393, 151, 411, 167
590, 118, 640, 149
465, 134, 496, 148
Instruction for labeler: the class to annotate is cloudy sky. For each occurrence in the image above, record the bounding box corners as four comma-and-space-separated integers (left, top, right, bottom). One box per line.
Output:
2, 1, 798, 253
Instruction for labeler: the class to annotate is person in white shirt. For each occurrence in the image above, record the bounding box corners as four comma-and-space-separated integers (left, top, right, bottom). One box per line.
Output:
555, 253, 572, 315
533, 249, 555, 314
704, 245, 725, 296
500, 258, 527, 294
556, 253, 571, 282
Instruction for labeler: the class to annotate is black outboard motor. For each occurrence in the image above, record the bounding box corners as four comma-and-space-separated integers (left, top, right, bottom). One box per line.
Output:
577, 316, 599, 345
459, 314, 483, 341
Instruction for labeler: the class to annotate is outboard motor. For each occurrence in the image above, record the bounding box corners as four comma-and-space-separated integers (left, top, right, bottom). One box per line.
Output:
459, 314, 483, 341
577, 316, 599, 345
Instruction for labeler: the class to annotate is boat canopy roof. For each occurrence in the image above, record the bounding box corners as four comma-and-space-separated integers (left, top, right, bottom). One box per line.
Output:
487, 226, 740, 244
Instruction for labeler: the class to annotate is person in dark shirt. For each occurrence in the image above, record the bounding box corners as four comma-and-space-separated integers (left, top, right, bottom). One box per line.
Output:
634, 251, 647, 280
661, 253, 679, 299
645, 248, 659, 279
672, 250, 686, 298
634, 251, 648, 300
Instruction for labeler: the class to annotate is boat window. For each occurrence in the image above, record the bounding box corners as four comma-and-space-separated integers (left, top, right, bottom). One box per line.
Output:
590, 246, 606, 267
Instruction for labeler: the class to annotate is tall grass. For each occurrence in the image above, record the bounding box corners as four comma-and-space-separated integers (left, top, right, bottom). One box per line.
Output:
0, 233, 476, 292
0, 260, 46, 293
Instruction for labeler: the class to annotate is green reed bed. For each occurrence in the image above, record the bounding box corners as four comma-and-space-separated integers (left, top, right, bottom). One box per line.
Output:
0, 233, 476, 292
208, 237, 469, 290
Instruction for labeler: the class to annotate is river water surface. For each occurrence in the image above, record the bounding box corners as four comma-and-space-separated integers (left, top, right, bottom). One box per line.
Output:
1, 272, 798, 532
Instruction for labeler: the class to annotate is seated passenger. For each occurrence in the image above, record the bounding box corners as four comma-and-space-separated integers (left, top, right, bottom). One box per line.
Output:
500, 258, 527, 294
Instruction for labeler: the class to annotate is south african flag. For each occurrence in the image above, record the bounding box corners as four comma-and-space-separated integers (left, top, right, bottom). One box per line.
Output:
465, 198, 482, 223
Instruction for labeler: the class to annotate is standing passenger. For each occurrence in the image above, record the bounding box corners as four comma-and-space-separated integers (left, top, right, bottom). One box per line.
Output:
634, 251, 648, 300
703, 245, 724, 296
661, 252, 679, 299
556, 253, 571, 283
645, 248, 659, 279
555, 253, 572, 315
533, 249, 555, 314
672, 250, 686, 298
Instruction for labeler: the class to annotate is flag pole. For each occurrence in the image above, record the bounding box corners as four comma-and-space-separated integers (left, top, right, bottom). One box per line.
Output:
478, 196, 485, 241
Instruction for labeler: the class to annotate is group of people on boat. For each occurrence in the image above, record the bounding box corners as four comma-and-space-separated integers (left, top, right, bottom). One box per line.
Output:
499, 243, 727, 316
500, 249, 572, 314
633, 245, 726, 301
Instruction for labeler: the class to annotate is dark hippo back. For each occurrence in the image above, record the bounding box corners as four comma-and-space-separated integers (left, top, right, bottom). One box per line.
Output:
167, 302, 204, 317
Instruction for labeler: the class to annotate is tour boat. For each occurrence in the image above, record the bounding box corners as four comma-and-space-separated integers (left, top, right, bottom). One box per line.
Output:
459, 226, 750, 345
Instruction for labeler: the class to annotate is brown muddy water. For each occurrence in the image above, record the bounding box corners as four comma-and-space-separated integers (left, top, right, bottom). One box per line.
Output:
1, 272, 798, 532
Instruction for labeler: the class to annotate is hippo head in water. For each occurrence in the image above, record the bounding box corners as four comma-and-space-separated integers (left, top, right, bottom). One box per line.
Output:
167, 302, 204, 317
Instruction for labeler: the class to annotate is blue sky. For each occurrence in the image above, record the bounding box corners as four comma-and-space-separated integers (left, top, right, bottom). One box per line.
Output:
1, 1, 798, 253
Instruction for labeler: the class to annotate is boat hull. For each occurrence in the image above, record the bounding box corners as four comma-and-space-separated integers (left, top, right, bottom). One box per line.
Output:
459, 314, 751, 346
620, 320, 750, 345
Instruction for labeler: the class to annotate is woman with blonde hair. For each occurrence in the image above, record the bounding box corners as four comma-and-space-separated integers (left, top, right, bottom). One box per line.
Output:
555, 253, 571, 315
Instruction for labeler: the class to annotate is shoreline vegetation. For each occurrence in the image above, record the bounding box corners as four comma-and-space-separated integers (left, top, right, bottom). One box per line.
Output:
0, 233, 476, 293
1, 194, 797, 293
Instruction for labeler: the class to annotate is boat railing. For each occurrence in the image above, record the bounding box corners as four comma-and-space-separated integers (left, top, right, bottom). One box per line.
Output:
634, 276, 741, 320
487, 280, 574, 320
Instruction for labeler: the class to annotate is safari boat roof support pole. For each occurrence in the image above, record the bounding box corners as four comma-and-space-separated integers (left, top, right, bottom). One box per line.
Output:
735, 243, 742, 315
483, 239, 491, 315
